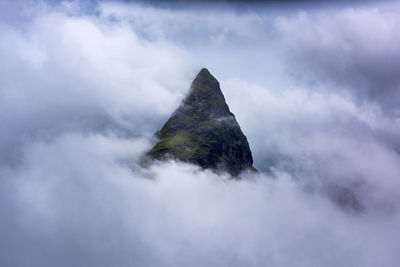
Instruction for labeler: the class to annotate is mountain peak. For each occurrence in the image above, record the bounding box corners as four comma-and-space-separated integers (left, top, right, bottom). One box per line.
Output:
145, 68, 256, 176
198, 67, 212, 76
190, 68, 222, 100
195, 68, 218, 83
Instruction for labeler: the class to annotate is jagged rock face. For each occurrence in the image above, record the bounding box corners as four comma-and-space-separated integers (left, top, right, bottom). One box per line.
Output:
146, 68, 256, 176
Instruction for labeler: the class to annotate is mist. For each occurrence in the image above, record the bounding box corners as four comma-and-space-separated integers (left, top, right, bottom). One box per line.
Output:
1, 0, 400, 266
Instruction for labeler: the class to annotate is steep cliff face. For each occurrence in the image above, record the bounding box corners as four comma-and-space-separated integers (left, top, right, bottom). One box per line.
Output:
146, 68, 256, 176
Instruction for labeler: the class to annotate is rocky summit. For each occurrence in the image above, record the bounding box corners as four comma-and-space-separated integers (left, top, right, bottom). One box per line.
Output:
145, 68, 257, 176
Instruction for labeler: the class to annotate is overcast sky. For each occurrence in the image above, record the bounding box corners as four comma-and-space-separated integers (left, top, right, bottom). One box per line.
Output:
1, 0, 400, 266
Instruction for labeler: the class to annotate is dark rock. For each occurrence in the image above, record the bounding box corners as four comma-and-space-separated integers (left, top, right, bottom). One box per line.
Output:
145, 68, 257, 176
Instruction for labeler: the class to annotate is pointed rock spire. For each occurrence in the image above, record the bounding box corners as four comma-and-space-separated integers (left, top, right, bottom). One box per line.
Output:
145, 68, 256, 176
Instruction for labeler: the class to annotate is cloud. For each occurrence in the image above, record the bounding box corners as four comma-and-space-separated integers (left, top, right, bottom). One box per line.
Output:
223, 78, 400, 212
0, 1, 400, 266
1, 133, 400, 267
275, 6, 400, 114
0, 2, 194, 165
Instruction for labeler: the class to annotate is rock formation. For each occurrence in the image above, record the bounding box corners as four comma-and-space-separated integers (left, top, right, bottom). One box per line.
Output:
145, 68, 256, 176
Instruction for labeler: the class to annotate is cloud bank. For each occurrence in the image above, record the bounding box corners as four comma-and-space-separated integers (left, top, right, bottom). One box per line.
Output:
0, 1, 400, 266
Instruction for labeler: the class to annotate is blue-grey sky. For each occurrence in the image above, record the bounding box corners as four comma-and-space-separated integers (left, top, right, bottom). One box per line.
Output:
1, 0, 400, 266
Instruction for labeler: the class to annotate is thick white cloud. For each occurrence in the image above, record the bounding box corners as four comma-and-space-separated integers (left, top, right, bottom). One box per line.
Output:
1, 133, 400, 267
0, 3, 195, 165
0, 1, 400, 266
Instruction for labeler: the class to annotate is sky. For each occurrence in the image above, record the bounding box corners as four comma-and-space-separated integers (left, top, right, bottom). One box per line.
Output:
1, 0, 400, 266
